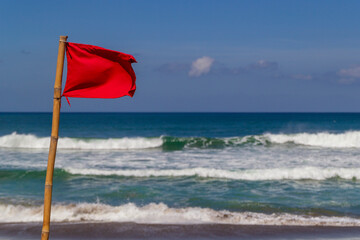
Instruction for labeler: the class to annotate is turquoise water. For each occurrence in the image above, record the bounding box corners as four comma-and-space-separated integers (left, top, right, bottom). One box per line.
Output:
1, 113, 360, 225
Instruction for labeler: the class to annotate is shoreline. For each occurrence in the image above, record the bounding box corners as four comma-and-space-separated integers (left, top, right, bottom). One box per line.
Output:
1, 222, 360, 240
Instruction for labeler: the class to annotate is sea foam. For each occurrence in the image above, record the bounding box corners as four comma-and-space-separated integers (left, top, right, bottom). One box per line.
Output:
65, 166, 360, 181
1, 202, 359, 226
2, 131, 360, 149
265, 131, 360, 148
0, 132, 162, 150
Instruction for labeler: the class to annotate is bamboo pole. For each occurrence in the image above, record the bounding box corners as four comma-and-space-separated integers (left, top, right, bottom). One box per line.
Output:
41, 35, 68, 240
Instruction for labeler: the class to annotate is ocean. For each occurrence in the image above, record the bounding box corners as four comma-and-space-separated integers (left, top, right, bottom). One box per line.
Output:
1, 112, 360, 239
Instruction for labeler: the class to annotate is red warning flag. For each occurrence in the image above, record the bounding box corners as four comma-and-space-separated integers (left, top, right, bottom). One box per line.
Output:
62, 42, 136, 104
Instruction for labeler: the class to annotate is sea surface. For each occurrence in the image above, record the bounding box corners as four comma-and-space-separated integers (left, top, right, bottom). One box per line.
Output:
1, 112, 360, 239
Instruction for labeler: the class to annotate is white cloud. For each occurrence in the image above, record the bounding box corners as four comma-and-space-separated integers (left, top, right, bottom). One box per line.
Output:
338, 65, 360, 78
255, 60, 272, 68
248, 60, 278, 70
189, 56, 214, 77
337, 65, 360, 84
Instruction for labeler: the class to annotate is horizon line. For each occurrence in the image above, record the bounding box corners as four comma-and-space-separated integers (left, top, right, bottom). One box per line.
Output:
2, 111, 360, 114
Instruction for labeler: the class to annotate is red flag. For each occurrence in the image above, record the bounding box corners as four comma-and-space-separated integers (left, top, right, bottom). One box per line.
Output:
62, 42, 136, 104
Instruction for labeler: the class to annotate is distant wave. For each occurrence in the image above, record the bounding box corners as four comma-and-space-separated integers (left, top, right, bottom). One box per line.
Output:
65, 167, 360, 181
1, 202, 359, 226
2, 131, 360, 150
2, 167, 360, 181
265, 131, 360, 148
0, 132, 162, 150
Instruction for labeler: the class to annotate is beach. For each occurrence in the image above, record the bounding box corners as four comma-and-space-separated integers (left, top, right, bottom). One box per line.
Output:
1, 113, 360, 239
1, 223, 360, 240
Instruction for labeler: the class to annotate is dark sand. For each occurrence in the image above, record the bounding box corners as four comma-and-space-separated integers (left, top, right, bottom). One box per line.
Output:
1, 223, 360, 240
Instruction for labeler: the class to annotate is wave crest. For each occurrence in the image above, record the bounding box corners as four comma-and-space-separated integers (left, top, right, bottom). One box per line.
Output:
0, 132, 162, 150
65, 167, 360, 181
1, 202, 359, 226
2, 167, 359, 181
265, 131, 360, 148
2, 131, 360, 150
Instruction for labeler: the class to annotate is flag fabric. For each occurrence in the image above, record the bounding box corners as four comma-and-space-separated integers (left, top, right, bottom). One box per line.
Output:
62, 42, 136, 104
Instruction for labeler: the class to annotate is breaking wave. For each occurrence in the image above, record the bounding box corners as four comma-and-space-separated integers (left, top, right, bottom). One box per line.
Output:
1, 202, 360, 226
3, 167, 360, 181
265, 131, 360, 148
2, 131, 360, 150
65, 167, 360, 181
0, 132, 162, 150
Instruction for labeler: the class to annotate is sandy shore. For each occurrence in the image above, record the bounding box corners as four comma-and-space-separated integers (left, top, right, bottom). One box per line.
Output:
1, 222, 360, 240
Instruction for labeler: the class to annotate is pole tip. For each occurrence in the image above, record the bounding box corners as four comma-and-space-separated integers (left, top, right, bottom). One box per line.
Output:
59, 36, 68, 42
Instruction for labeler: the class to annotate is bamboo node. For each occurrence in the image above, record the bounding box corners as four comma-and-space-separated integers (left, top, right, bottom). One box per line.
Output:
51, 136, 58, 141
42, 230, 50, 233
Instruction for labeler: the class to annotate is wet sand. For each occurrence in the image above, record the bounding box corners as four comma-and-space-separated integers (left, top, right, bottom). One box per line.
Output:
1, 222, 360, 240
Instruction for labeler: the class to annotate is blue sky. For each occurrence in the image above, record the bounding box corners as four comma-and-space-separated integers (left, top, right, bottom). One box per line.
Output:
1, 0, 360, 112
